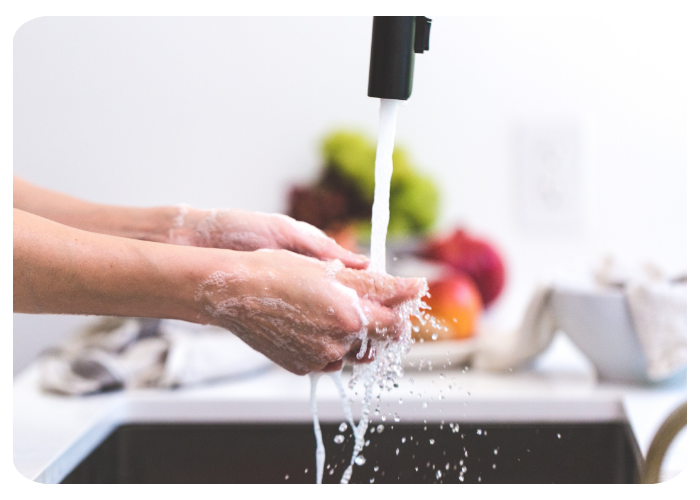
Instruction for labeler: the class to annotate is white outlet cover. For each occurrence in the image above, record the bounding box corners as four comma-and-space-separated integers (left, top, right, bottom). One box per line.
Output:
510, 122, 582, 233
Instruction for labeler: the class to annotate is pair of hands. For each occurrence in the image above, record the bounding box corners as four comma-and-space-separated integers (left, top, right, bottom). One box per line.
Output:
167, 208, 424, 375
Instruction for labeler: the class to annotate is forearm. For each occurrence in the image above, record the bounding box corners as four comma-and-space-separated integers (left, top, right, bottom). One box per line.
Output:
13, 208, 225, 321
13, 176, 180, 243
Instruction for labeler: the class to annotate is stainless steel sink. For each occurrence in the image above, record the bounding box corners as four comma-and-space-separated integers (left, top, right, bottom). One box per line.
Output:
62, 421, 642, 483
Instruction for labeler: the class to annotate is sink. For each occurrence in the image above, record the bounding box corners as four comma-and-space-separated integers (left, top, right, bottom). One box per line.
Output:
62, 421, 642, 483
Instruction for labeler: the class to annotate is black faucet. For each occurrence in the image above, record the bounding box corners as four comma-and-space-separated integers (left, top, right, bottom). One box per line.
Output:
368, 16, 431, 101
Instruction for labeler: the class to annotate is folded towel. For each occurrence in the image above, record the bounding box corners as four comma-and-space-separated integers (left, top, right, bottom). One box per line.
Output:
39, 318, 273, 395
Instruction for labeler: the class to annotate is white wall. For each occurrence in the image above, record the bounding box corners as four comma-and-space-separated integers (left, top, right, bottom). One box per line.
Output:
13, 16, 686, 374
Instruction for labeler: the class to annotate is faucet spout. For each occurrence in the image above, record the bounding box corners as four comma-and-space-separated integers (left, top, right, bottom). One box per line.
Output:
368, 16, 431, 101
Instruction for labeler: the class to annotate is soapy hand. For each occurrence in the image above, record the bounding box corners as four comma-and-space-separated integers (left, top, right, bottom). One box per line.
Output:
195, 249, 425, 375
168, 206, 369, 270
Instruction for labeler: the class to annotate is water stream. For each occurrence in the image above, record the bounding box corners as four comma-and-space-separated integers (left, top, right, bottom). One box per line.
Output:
310, 99, 407, 484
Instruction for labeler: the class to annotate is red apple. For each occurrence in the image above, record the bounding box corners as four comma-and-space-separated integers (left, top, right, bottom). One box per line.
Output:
414, 274, 483, 341
420, 228, 506, 307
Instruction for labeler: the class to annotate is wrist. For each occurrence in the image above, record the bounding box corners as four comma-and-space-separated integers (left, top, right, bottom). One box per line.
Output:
184, 248, 265, 326
87, 204, 199, 244
126, 242, 236, 325
165, 205, 210, 246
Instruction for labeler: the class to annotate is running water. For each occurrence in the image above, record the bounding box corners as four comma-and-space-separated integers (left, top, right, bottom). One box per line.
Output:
310, 98, 427, 484
368, 99, 400, 274
309, 373, 326, 484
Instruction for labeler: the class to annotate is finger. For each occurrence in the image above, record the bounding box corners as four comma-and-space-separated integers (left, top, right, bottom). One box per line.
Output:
299, 232, 370, 270
338, 270, 426, 307
278, 217, 370, 270
321, 241, 370, 270
344, 339, 376, 364
362, 301, 402, 341
321, 359, 344, 372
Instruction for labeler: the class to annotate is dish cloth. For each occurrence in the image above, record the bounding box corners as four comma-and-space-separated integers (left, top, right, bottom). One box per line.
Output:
39, 318, 273, 395
472, 286, 556, 371
594, 257, 687, 381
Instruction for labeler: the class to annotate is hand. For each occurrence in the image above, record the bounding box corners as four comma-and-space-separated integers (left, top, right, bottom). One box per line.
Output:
168, 206, 369, 270
194, 249, 425, 375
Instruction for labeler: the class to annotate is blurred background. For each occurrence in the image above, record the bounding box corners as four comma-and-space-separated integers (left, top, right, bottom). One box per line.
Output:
13, 16, 686, 375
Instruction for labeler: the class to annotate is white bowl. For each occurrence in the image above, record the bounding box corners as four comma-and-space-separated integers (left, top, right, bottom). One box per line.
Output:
551, 287, 651, 384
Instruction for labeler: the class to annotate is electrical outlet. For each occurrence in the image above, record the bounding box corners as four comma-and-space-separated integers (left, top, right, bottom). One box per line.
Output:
511, 122, 582, 233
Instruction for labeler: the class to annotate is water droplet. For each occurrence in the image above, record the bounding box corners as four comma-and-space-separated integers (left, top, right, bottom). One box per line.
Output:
493, 448, 498, 455
334, 434, 345, 444
429, 439, 435, 445
431, 333, 438, 340
412, 326, 419, 333
284, 474, 289, 480
557, 433, 561, 439
327, 306, 334, 315
338, 422, 347, 432
435, 470, 442, 479
304, 468, 308, 473
461, 466, 467, 473
445, 462, 450, 470
394, 415, 401, 422
374, 466, 379, 472
478, 476, 481, 482
401, 437, 406, 443
369, 478, 375, 483
355, 455, 366, 466
458, 475, 464, 482
422, 402, 428, 408
476, 429, 482, 435
492, 464, 497, 469
453, 423, 460, 433
381, 415, 386, 422
376, 424, 384, 433
396, 448, 400, 455
398, 398, 403, 405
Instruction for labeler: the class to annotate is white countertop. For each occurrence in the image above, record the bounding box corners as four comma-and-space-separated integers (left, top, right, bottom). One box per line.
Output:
13, 340, 687, 484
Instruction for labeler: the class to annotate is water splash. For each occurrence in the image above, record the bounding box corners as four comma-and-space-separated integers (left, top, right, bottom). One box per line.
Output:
309, 98, 428, 485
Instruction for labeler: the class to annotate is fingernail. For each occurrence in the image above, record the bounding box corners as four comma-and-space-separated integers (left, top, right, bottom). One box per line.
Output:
351, 253, 370, 265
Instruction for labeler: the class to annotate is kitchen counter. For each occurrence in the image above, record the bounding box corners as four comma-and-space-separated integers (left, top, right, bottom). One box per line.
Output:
13, 340, 687, 484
